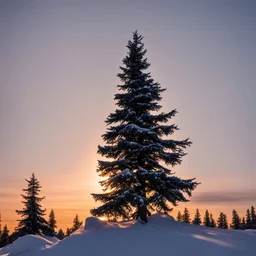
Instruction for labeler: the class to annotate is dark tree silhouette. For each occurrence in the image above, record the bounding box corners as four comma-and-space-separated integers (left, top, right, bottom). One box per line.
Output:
57, 229, 65, 240
177, 211, 182, 222
90, 31, 198, 223
251, 206, 256, 229
0, 225, 9, 248
16, 173, 48, 236
203, 210, 211, 227
246, 209, 252, 229
182, 208, 191, 224
209, 213, 216, 228
217, 212, 228, 229
48, 209, 57, 236
230, 209, 241, 230
192, 208, 201, 225
71, 214, 83, 233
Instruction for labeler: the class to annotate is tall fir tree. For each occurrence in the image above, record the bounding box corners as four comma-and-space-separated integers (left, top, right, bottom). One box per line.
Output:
217, 212, 228, 229
0, 225, 9, 248
192, 208, 201, 225
182, 208, 191, 224
177, 211, 182, 222
230, 209, 241, 230
15, 173, 48, 236
246, 209, 252, 229
90, 31, 198, 223
251, 206, 256, 229
71, 215, 83, 233
203, 210, 211, 227
48, 209, 57, 236
209, 213, 216, 228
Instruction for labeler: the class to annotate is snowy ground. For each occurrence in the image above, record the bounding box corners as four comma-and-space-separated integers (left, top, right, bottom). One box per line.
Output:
1, 212, 255, 256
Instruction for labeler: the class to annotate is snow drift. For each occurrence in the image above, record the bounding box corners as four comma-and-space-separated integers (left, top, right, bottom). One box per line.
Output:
0, 235, 58, 256
1, 212, 255, 256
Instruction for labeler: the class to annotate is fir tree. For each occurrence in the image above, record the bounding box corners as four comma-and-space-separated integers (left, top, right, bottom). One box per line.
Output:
246, 209, 252, 229
65, 228, 71, 237
192, 208, 201, 225
217, 212, 228, 229
57, 229, 65, 240
90, 31, 198, 223
71, 214, 83, 233
251, 206, 256, 229
48, 209, 57, 236
241, 217, 246, 230
203, 210, 211, 227
15, 173, 48, 236
230, 209, 241, 230
0, 225, 9, 248
182, 208, 190, 224
209, 213, 216, 228
177, 210, 182, 222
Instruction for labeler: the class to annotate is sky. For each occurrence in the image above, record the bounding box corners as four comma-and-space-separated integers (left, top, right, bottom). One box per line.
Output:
0, 0, 255, 232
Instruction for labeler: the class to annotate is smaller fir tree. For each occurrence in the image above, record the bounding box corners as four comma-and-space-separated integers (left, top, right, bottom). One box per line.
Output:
65, 228, 72, 237
230, 209, 241, 230
71, 215, 83, 233
57, 229, 65, 240
0, 225, 9, 248
246, 209, 252, 229
182, 208, 190, 224
16, 173, 48, 236
203, 210, 211, 227
48, 209, 57, 236
241, 217, 246, 230
217, 212, 228, 229
192, 209, 201, 225
177, 211, 182, 222
209, 213, 216, 228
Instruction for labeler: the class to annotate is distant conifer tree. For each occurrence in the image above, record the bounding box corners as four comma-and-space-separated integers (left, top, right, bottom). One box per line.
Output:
90, 31, 198, 223
71, 215, 83, 233
48, 209, 57, 236
246, 209, 252, 229
230, 209, 241, 230
57, 229, 65, 240
177, 211, 182, 222
15, 173, 48, 236
241, 217, 246, 230
192, 208, 201, 225
209, 213, 216, 228
0, 225, 9, 248
182, 208, 191, 224
217, 212, 228, 229
203, 210, 211, 227
251, 206, 256, 229
65, 228, 72, 237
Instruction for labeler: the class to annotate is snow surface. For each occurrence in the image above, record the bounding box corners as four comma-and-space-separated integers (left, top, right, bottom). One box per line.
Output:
1, 212, 255, 256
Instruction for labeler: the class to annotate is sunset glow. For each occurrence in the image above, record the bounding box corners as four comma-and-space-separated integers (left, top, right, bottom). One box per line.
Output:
0, 0, 255, 234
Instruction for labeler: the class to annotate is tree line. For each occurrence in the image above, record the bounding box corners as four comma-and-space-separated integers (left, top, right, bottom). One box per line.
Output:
177, 207, 256, 230
0, 173, 83, 248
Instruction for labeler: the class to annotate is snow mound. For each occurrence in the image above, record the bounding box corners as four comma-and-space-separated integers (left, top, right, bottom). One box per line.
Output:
3, 212, 256, 256
0, 235, 57, 256
84, 217, 109, 230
